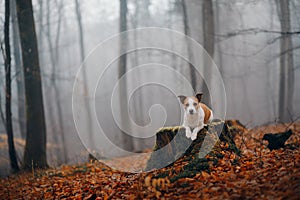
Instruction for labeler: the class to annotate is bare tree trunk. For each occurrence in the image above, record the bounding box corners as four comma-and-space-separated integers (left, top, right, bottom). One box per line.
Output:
4, 0, 19, 172
181, 0, 197, 92
129, 0, 150, 151
74, 0, 95, 150
168, 0, 177, 70
45, 0, 60, 162
277, 0, 294, 122
268, 1, 276, 119
38, 0, 44, 48
265, 1, 276, 120
0, 87, 6, 130
37, 0, 44, 74
16, 0, 48, 170
119, 0, 134, 151
53, 0, 67, 163
46, 0, 67, 163
215, 1, 223, 76
131, 0, 141, 151
44, 1, 58, 149
202, 0, 215, 106
11, 0, 26, 139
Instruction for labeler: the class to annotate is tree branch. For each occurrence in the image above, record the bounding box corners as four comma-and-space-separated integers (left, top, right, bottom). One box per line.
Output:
217, 28, 300, 39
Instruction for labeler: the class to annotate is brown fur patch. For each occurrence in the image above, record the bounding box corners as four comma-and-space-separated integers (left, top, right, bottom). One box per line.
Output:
200, 103, 212, 124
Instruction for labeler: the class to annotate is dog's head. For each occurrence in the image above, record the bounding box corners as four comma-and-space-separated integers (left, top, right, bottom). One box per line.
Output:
178, 93, 203, 115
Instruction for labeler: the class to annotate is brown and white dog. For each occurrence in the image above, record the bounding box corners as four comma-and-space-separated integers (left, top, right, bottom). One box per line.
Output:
178, 93, 213, 140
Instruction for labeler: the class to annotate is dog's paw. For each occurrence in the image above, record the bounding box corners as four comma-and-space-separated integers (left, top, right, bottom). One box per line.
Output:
185, 127, 192, 138
192, 127, 200, 134
199, 124, 204, 131
191, 132, 197, 141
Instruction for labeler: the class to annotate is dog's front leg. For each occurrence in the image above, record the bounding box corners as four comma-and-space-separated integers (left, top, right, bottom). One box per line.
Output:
184, 126, 192, 139
191, 124, 204, 141
191, 127, 199, 141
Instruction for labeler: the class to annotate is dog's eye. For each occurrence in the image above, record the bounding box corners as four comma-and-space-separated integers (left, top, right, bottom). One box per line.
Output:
186, 103, 189, 107
193, 103, 197, 106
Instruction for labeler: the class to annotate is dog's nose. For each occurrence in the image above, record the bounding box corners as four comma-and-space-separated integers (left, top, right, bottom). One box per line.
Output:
189, 109, 194, 114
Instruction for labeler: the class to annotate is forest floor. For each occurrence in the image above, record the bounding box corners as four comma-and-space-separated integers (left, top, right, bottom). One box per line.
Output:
0, 122, 300, 199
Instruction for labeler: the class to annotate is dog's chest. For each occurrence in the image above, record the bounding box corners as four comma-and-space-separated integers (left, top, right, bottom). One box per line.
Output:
184, 111, 203, 128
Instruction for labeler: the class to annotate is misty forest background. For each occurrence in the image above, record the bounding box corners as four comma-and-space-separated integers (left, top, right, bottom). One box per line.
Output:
0, 0, 299, 176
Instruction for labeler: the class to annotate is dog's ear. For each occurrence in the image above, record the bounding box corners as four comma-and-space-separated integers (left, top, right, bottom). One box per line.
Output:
178, 95, 186, 104
195, 93, 203, 102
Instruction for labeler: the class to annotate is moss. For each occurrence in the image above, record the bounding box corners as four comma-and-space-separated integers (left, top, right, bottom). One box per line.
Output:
152, 171, 169, 179
179, 182, 190, 188
170, 171, 197, 183
183, 158, 210, 172
228, 143, 241, 156
215, 153, 224, 159
231, 158, 239, 165
212, 158, 219, 166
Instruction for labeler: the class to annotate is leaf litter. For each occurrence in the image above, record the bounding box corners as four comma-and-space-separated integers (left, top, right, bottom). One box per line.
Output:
0, 122, 299, 199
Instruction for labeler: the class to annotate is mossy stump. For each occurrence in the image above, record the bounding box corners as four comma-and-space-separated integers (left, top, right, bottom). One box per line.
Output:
145, 120, 244, 181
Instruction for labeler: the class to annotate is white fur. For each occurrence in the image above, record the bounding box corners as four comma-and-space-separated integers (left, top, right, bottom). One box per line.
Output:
181, 97, 212, 141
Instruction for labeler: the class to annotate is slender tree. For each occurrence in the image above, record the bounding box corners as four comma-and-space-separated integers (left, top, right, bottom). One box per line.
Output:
0, 85, 5, 130
215, 1, 223, 77
16, 0, 48, 169
167, 0, 177, 69
46, 0, 67, 163
277, 0, 294, 122
37, 0, 44, 48
11, 0, 26, 139
54, 0, 67, 163
129, 0, 150, 151
202, 0, 215, 106
119, 0, 134, 151
43, 0, 57, 144
74, 0, 95, 150
4, 0, 19, 172
181, 0, 197, 92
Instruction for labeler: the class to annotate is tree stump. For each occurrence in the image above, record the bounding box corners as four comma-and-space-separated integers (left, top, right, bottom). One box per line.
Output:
145, 120, 244, 181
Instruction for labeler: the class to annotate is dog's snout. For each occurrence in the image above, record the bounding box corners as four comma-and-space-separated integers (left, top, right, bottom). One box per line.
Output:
189, 109, 194, 114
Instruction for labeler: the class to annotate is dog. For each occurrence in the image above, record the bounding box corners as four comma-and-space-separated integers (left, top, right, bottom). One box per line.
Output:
178, 93, 213, 140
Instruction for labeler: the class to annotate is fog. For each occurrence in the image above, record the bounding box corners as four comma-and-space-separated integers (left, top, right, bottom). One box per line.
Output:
0, 0, 299, 171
